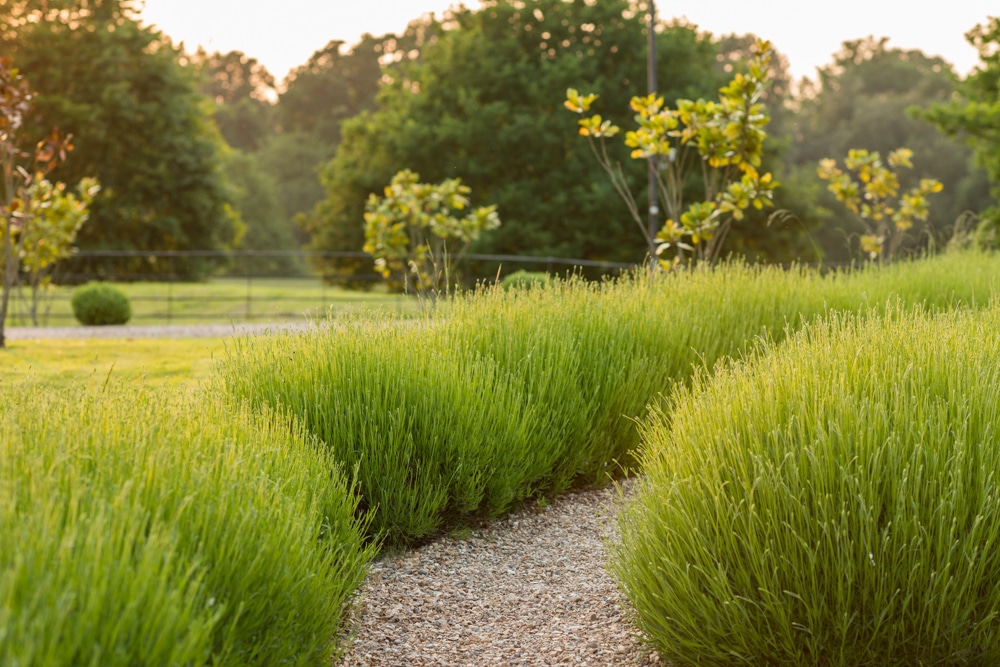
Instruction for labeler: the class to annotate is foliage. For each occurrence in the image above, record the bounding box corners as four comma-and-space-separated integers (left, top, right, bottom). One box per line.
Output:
788, 37, 991, 261
277, 37, 384, 146
363, 169, 500, 294
253, 33, 428, 258
500, 269, 551, 290
70, 282, 131, 325
566, 37, 778, 265
11, 176, 99, 325
220, 150, 301, 275
614, 304, 1000, 666
301, 3, 741, 280
0, 55, 75, 347
923, 18, 1000, 248
818, 147, 943, 260
191, 48, 276, 152
1, 0, 241, 277
219, 252, 1000, 547
0, 384, 372, 666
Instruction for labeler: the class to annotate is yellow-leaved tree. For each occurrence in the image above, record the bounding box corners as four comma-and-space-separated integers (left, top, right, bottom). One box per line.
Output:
817, 148, 942, 261
565, 38, 779, 266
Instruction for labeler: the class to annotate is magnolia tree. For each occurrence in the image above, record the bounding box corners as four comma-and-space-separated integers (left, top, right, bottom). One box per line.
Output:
565, 38, 779, 266
363, 169, 500, 296
16, 177, 100, 325
818, 148, 942, 261
1, 57, 80, 345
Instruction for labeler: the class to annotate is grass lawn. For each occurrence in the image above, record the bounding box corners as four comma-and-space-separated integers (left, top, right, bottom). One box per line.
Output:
0, 337, 225, 391
5, 277, 415, 327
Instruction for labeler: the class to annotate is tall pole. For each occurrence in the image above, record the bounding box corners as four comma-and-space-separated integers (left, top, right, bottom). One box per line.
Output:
646, 0, 658, 259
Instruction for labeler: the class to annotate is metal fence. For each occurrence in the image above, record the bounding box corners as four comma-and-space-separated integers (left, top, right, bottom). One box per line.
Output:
8, 250, 637, 327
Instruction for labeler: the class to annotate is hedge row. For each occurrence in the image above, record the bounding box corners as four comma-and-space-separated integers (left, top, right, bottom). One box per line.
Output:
218, 252, 1000, 547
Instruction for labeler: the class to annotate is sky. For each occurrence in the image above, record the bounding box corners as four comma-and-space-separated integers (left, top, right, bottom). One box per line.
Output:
139, 0, 997, 85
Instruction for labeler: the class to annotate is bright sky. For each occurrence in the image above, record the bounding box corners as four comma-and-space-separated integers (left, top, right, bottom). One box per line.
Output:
139, 0, 996, 85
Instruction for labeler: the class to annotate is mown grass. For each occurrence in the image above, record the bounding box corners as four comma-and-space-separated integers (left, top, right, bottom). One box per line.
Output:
0, 337, 225, 390
0, 384, 373, 666
5, 277, 414, 326
612, 303, 1000, 666
218, 251, 1000, 548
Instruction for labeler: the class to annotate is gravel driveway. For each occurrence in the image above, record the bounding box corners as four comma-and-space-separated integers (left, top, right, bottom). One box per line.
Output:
3, 322, 314, 340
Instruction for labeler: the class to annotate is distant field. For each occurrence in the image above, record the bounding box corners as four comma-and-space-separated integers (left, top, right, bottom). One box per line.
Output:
5, 277, 414, 327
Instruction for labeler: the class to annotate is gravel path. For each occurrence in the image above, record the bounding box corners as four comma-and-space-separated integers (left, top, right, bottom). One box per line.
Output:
4, 322, 314, 340
338, 481, 660, 666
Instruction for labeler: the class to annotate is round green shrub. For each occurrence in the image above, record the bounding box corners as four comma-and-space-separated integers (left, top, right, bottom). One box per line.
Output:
71, 282, 132, 325
500, 269, 550, 290
613, 305, 1000, 666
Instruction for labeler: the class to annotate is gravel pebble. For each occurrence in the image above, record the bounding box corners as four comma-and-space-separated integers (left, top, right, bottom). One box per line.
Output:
337, 480, 660, 666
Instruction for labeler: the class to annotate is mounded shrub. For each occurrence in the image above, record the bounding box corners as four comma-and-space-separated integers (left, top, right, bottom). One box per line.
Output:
220, 316, 549, 546
500, 269, 550, 290
0, 385, 372, 666
71, 282, 132, 325
218, 252, 1000, 548
612, 304, 1000, 666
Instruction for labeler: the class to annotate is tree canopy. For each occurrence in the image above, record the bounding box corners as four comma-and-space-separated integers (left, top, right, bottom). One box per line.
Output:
301, 0, 741, 280
1, 0, 239, 276
786, 37, 991, 260
923, 18, 1000, 248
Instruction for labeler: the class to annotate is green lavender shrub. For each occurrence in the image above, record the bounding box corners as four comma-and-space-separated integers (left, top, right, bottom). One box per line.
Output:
612, 303, 1000, 666
218, 316, 550, 546
218, 251, 1000, 548
0, 384, 372, 666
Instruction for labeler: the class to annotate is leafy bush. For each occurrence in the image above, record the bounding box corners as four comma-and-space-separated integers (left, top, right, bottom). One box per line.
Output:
0, 385, 372, 666
500, 270, 551, 290
613, 305, 1000, 666
71, 282, 131, 325
218, 252, 1000, 548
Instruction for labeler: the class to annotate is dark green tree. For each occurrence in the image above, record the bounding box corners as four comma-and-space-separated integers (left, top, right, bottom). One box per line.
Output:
301, 0, 737, 282
1, 0, 240, 277
191, 48, 276, 152
252, 31, 428, 257
923, 18, 1000, 249
277, 36, 383, 146
787, 37, 991, 261
221, 150, 301, 274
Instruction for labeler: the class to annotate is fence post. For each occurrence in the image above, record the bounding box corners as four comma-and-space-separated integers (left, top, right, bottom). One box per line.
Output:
244, 253, 252, 320
167, 254, 174, 324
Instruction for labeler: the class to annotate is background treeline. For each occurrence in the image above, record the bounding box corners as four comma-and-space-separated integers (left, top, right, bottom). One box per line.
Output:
2, 0, 996, 278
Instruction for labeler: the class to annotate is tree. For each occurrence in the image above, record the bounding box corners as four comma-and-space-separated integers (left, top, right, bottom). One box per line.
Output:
277, 36, 384, 146
302, 1, 739, 282
221, 150, 300, 275
565, 38, 779, 266
0, 56, 76, 346
1, 0, 240, 278
818, 147, 943, 260
787, 37, 991, 261
17, 176, 100, 324
363, 169, 500, 295
191, 48, 276, 152
923, 18, 1000, 248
